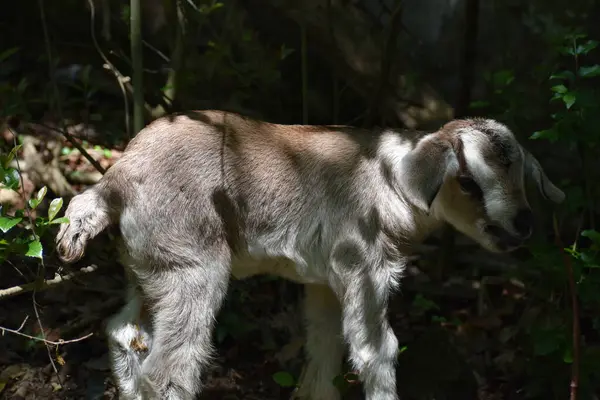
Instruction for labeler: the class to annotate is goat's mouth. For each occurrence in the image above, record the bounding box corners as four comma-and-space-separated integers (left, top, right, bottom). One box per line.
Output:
484, 224, 524, 252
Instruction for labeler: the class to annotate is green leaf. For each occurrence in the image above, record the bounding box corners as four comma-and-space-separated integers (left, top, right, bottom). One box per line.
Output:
492, 69, 515, 88
28, 198, 40, 210
25, 240, 43, 259
28, 186, 48, 210
280, 45, 295, 60
0, 216, 22, 233
17, 77, 28, 94
530, 129, 559, 141
37, 186, 47, 202
576, 40, 599, 55
582, 230, 600, 244
562, 93, 576, 109
2, 168, 20, 190
551, 84, 568, 94
565, 33, 587, 41
332, 374, 349, 393
533, 333, 560, 356
344, 372, 359, 382
578, 64, 600, 78
563, 346, 573, 363
412, 294, 439, 312
550, 71, 575, 81
1, 144, 22, 169
272, 371, 296, 388
48, 198, 63, 222
579, 250, 596, 265
49, 216, 70, 225
469, 100, 490, 109
0, 47, 19, 63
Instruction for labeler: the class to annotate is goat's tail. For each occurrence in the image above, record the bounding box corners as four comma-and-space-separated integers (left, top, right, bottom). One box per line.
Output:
56, 185, 114, 263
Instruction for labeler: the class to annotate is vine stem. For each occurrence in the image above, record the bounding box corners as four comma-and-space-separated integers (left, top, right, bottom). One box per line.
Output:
553, 213, 580, 400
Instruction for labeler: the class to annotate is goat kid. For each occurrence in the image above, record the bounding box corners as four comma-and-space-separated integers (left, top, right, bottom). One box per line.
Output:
55, 111, 564, 400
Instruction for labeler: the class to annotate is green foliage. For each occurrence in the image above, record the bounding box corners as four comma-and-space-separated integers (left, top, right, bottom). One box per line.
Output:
332, 371, 359, 395
531, 34, 600, 145
467, 18, 600, 396
272, 371, 296, 388
0, 142, 69, 263
515, 31, 600, 398
411, 293, 440, 316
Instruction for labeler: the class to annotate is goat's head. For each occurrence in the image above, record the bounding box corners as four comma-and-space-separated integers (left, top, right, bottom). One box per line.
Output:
398, 118, 565, 253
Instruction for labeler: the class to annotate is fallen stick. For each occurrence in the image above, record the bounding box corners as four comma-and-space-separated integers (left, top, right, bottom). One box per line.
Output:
0, 265, 98, 299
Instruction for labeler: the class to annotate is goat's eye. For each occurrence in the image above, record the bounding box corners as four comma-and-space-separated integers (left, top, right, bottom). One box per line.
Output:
458, 176, 483, 198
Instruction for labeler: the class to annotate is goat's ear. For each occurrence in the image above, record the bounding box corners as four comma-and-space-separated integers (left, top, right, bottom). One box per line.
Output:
522, 148, 565, 204
398, 136, 459, 212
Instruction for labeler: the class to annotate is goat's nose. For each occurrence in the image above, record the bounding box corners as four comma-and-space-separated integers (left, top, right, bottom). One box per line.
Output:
513, 208, 534, 239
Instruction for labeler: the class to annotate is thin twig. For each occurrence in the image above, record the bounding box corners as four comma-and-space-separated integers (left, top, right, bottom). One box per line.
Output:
13, 316, 29, 333
25, 121, 106, 175
0, 322, 93, 346
142, 39, 170, 63
553, 213, 580, 400
0, 265, 99, 299
87, 0, 131, 139
31, 1, 106, 175
36, 0, 68, 377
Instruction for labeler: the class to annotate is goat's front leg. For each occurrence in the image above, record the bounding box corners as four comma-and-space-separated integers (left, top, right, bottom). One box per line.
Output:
293, 283, 344, 400
333, 253, 400, 400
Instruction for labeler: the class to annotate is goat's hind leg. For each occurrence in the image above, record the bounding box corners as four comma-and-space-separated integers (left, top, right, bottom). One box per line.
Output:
137, 250, 231, 400
106, 283, 152, 400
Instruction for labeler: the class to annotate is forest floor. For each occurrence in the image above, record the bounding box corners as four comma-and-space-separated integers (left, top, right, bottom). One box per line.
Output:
0, 127, 545, 400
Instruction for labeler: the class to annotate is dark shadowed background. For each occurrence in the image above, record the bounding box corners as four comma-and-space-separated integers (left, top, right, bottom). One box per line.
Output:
1, 0, 600, 399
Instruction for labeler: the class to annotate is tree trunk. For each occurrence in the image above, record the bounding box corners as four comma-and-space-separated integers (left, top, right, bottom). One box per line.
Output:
130, 0, 145, 134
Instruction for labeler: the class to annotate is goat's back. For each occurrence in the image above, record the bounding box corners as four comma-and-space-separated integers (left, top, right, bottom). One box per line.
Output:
72, 111, 379, 263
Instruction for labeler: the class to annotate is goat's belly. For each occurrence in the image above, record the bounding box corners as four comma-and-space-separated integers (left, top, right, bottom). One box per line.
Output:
230, 256, 320, 284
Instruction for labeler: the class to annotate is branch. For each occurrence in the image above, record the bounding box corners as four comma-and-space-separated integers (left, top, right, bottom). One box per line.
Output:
26, 121, 106, 175
87, 0, 131, 138
0, 265, 99, 300
553, 213, 580, 400
33, 0, 70, 376
0, 317, 94, 346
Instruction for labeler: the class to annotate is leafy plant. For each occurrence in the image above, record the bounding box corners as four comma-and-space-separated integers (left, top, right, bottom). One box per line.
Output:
272, 370, 296, 388
0, 143, 69, 264
516, 32, 600, 398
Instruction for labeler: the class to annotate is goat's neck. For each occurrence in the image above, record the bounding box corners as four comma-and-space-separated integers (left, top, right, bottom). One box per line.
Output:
373, 129, 444, 250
